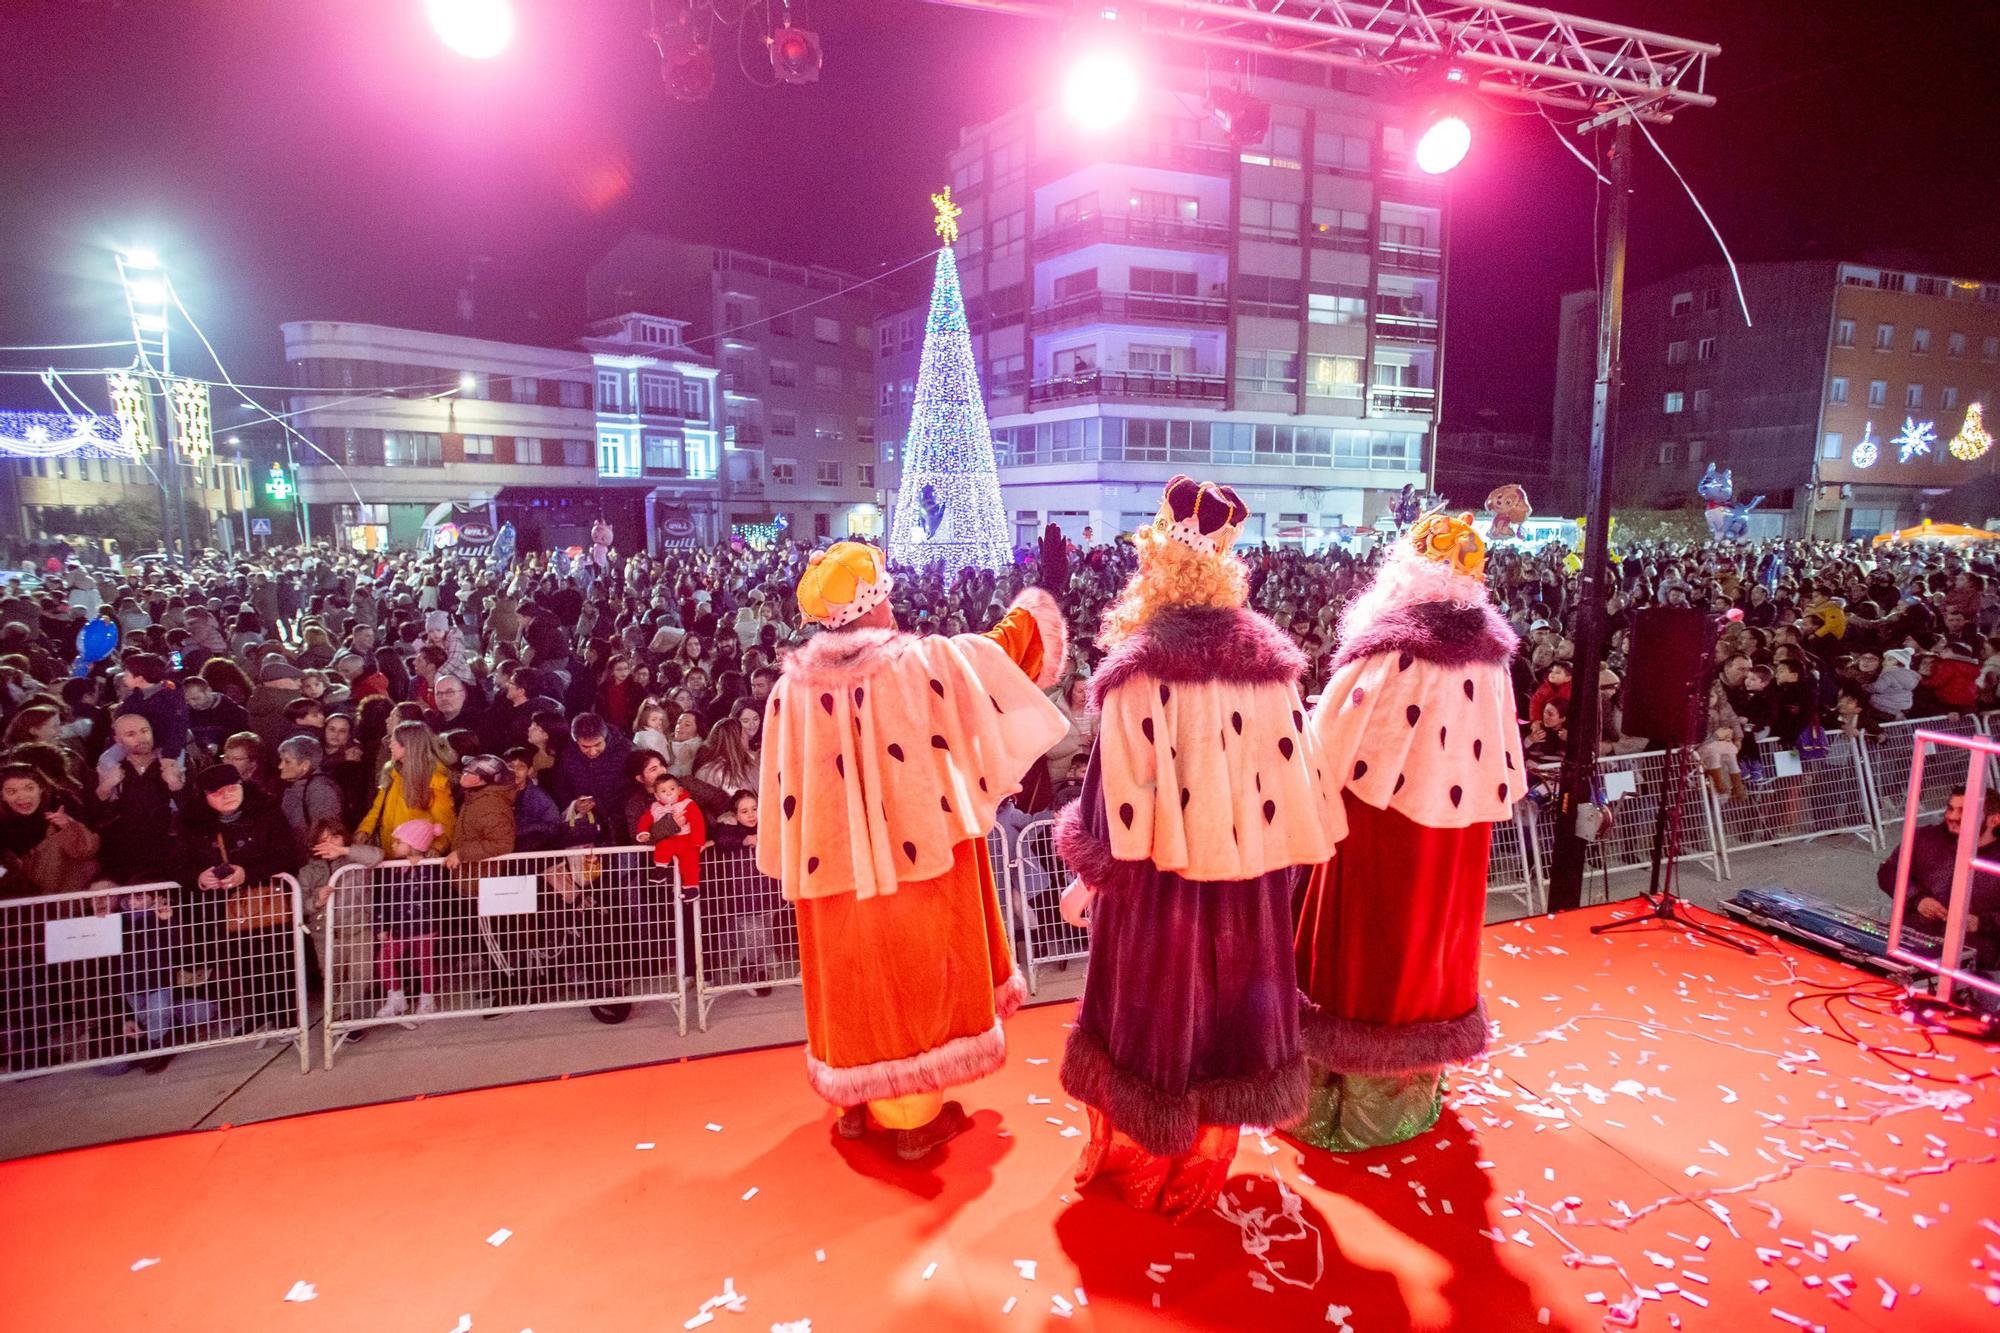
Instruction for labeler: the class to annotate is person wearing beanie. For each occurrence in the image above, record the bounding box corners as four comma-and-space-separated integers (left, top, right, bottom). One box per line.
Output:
446, 754, 517, 875
1871, 646, 1920, 719
1295, 512, 1527, 1152
247, 656, 305, 752
760, 540, 1069, 1162
1054, 476, 1337, 1216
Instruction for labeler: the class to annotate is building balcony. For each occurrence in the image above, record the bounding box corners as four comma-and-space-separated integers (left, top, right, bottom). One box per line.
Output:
1377, 242, 1443, 275
726, 423, 764, 446
1368, 384, 1436, 416
1034, 290, 1229, 331
1373, 309, 1440, 342
1034, 136, 1236, 185
1028, 369, 1227, 407
1035, 213, 1231, 258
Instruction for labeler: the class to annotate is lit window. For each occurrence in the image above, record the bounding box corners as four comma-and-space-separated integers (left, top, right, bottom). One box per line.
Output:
1906, 383, 1924, 408
1822, 433, 1843, 460
1948, 332, 1966, 358
1835, 319, 1855, 347
1663, 391, 1684, 414
1829, 377, 1848, 404
1875, 323, 1895, 350
1913, 327, 1932, 354
1868, 379, 1888, 406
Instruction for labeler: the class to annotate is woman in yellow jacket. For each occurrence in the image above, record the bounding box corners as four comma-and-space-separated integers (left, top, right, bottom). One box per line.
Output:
356, 720, 455, 858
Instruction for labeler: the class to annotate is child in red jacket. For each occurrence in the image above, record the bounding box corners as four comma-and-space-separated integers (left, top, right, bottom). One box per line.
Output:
635, 771, 706, 888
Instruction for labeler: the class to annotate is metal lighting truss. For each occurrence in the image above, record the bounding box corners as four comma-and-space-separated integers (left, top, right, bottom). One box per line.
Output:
923, 0, 1715, 122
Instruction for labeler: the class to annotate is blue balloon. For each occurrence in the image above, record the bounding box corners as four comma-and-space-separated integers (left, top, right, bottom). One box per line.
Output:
77, 618, 119, 664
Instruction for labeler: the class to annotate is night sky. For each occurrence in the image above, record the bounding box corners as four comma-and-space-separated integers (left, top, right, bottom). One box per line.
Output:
3, 0, 1996, 433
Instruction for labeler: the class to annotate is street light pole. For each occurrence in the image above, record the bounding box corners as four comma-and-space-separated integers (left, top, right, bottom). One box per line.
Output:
116, 250, 189, 561
284, 430, 312, 546
1548, 115, 1633, 913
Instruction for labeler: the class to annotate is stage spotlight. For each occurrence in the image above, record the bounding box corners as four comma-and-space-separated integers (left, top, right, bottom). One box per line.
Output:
1203, 86, 1270, 148
427, 0, 515, 60
1411, 59, 1474, 175
122, 248, 160, 271
648, 6, 716, 102
1063, 47, 1139, 131
1415, 114, 1472, 174
769, 24, 821, 85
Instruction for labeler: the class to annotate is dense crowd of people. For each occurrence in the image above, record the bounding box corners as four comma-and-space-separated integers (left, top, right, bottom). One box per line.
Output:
2, 525, 1995, 1073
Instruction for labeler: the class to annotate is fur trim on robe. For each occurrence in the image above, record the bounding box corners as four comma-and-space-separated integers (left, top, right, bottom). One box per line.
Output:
1311, 563, 1526, 829
1008, 586, 1070, 690
759, 627, 1068, 900
1300, 998, 1492, 1076
805, 972, 1027, 1104
1071, 606, 1343, 885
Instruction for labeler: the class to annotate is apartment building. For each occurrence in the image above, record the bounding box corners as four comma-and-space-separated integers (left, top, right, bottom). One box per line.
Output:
1553, 261, 2000, 539
877, 63, 1439, 546
582, 313, 725, 547
588, 235, 888, 542
282, 321, 599, 550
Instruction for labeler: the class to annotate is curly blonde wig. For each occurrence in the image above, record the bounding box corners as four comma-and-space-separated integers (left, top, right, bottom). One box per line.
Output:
1097, 523, 1249, 649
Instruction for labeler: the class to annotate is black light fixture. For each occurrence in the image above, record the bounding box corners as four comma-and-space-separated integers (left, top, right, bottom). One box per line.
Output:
769, 18, 822, 85
1203, 85, 1269, 148
647, 0, 715, 102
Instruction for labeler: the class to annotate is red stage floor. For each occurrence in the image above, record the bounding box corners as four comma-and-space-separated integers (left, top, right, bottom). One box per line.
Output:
2, 903, 1996, 1332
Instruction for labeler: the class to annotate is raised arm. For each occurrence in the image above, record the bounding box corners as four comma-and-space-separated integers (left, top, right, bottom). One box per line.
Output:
978, 587, 1068, 689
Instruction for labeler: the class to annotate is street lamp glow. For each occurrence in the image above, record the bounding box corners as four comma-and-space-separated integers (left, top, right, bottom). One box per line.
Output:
458, 372, 478, 392
122, 248, 160, 270
1414, 114, 1472, 174
127, 278, 166, 306
1063, 48, 1139, 131
427, 0, 514, 60
133, 312, 169, 334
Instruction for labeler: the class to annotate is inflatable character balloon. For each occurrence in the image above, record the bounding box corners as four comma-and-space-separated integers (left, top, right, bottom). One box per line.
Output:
1483, 483, 1532, 540
1697, 465, 1765, 541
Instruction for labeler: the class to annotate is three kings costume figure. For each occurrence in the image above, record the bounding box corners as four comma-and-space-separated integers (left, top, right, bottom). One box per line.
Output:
758, 542, 1070, 1160
1056, 477, 1340, 1216
1295, 512, 1524, 1150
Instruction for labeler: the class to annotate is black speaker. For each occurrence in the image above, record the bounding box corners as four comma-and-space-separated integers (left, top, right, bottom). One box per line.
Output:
1622, 606, 1715, 747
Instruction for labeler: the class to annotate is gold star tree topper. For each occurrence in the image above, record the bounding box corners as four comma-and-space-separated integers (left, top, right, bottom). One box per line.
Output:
931, 185, 962, 245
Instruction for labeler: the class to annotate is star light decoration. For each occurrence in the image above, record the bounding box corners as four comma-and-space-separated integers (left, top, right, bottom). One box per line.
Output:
1893, 415, 1936, 464
1949, 401, 1992, 461
930, 185, 962, 245
107, 372, 154, 455
169, 376, 213, 463
1850, 421, 1879, 469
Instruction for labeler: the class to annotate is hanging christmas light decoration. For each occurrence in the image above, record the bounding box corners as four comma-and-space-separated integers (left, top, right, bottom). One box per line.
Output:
107, 372, 154, 455
170, 376, 213, 463
886, 189, 1014, 576
0, 410, 133, 459
1893, 416, 1935, 464
1850, 421, 1879, 469
1949, 401, 1992, 461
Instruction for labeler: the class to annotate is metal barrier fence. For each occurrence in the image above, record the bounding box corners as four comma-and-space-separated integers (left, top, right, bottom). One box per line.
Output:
1865, 715, 1980, 834
689, 845, 797, 1030
1714, 731, 1878, 857
1001, 818, 1089, 994
3, 877, 309, 1082
322, 845, 684, 1067
1530, 749, 1727, 895
1487, 810, 1541, 916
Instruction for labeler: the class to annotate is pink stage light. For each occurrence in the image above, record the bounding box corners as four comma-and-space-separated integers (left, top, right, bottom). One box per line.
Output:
1062, 49, 1139, 132
1414, 114, 1472, 175
427, 0, 515, 60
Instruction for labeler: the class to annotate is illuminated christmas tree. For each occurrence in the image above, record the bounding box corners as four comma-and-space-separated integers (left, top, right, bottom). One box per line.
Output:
1949, 402, 1992, 461
887, 187, 1013, 576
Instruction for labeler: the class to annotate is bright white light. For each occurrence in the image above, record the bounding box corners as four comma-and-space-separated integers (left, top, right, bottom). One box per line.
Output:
134, 312, 169, 334
1414, 114, 1472, 174
127, 278, 166, 306
1063, 48, 1140, 131
458, 372, 479, 392
226, 436, 242, 445
427, 0, 514, 60
122, 248, 160, 270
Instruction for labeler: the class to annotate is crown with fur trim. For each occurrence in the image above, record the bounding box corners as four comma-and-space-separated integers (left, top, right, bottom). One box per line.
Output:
1157, 474, 1250, 555
795, 541, 894, 629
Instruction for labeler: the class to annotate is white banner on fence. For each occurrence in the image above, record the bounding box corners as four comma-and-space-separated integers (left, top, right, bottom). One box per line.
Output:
477, 875, 538, 916
45, 914, 122, 963
1772, 749, 1802, 778
1603, 770, 1637, 801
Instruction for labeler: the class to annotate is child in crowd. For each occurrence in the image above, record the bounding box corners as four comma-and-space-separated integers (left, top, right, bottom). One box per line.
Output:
635, 771, 705, 888
665, 711, 702, 776
1698, 722, 1749, 800
630, 700, 672, 757
372, 818, 446, 1026
1870, 647, 1919, 719
709, 790, 780, 994
296, 817, 384, 1031
105, 882, 216, 1074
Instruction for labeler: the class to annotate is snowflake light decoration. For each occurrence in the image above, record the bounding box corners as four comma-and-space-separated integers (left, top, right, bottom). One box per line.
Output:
1850, 421, 1879, 469
1894, 416, 1935, 464
1949, 402, 1992, 461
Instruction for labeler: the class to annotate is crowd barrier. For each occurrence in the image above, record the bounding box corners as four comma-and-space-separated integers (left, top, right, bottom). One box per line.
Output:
1, 876, 309, 1083
8, 716, 1987, 1083
322, 845, 686, 1067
